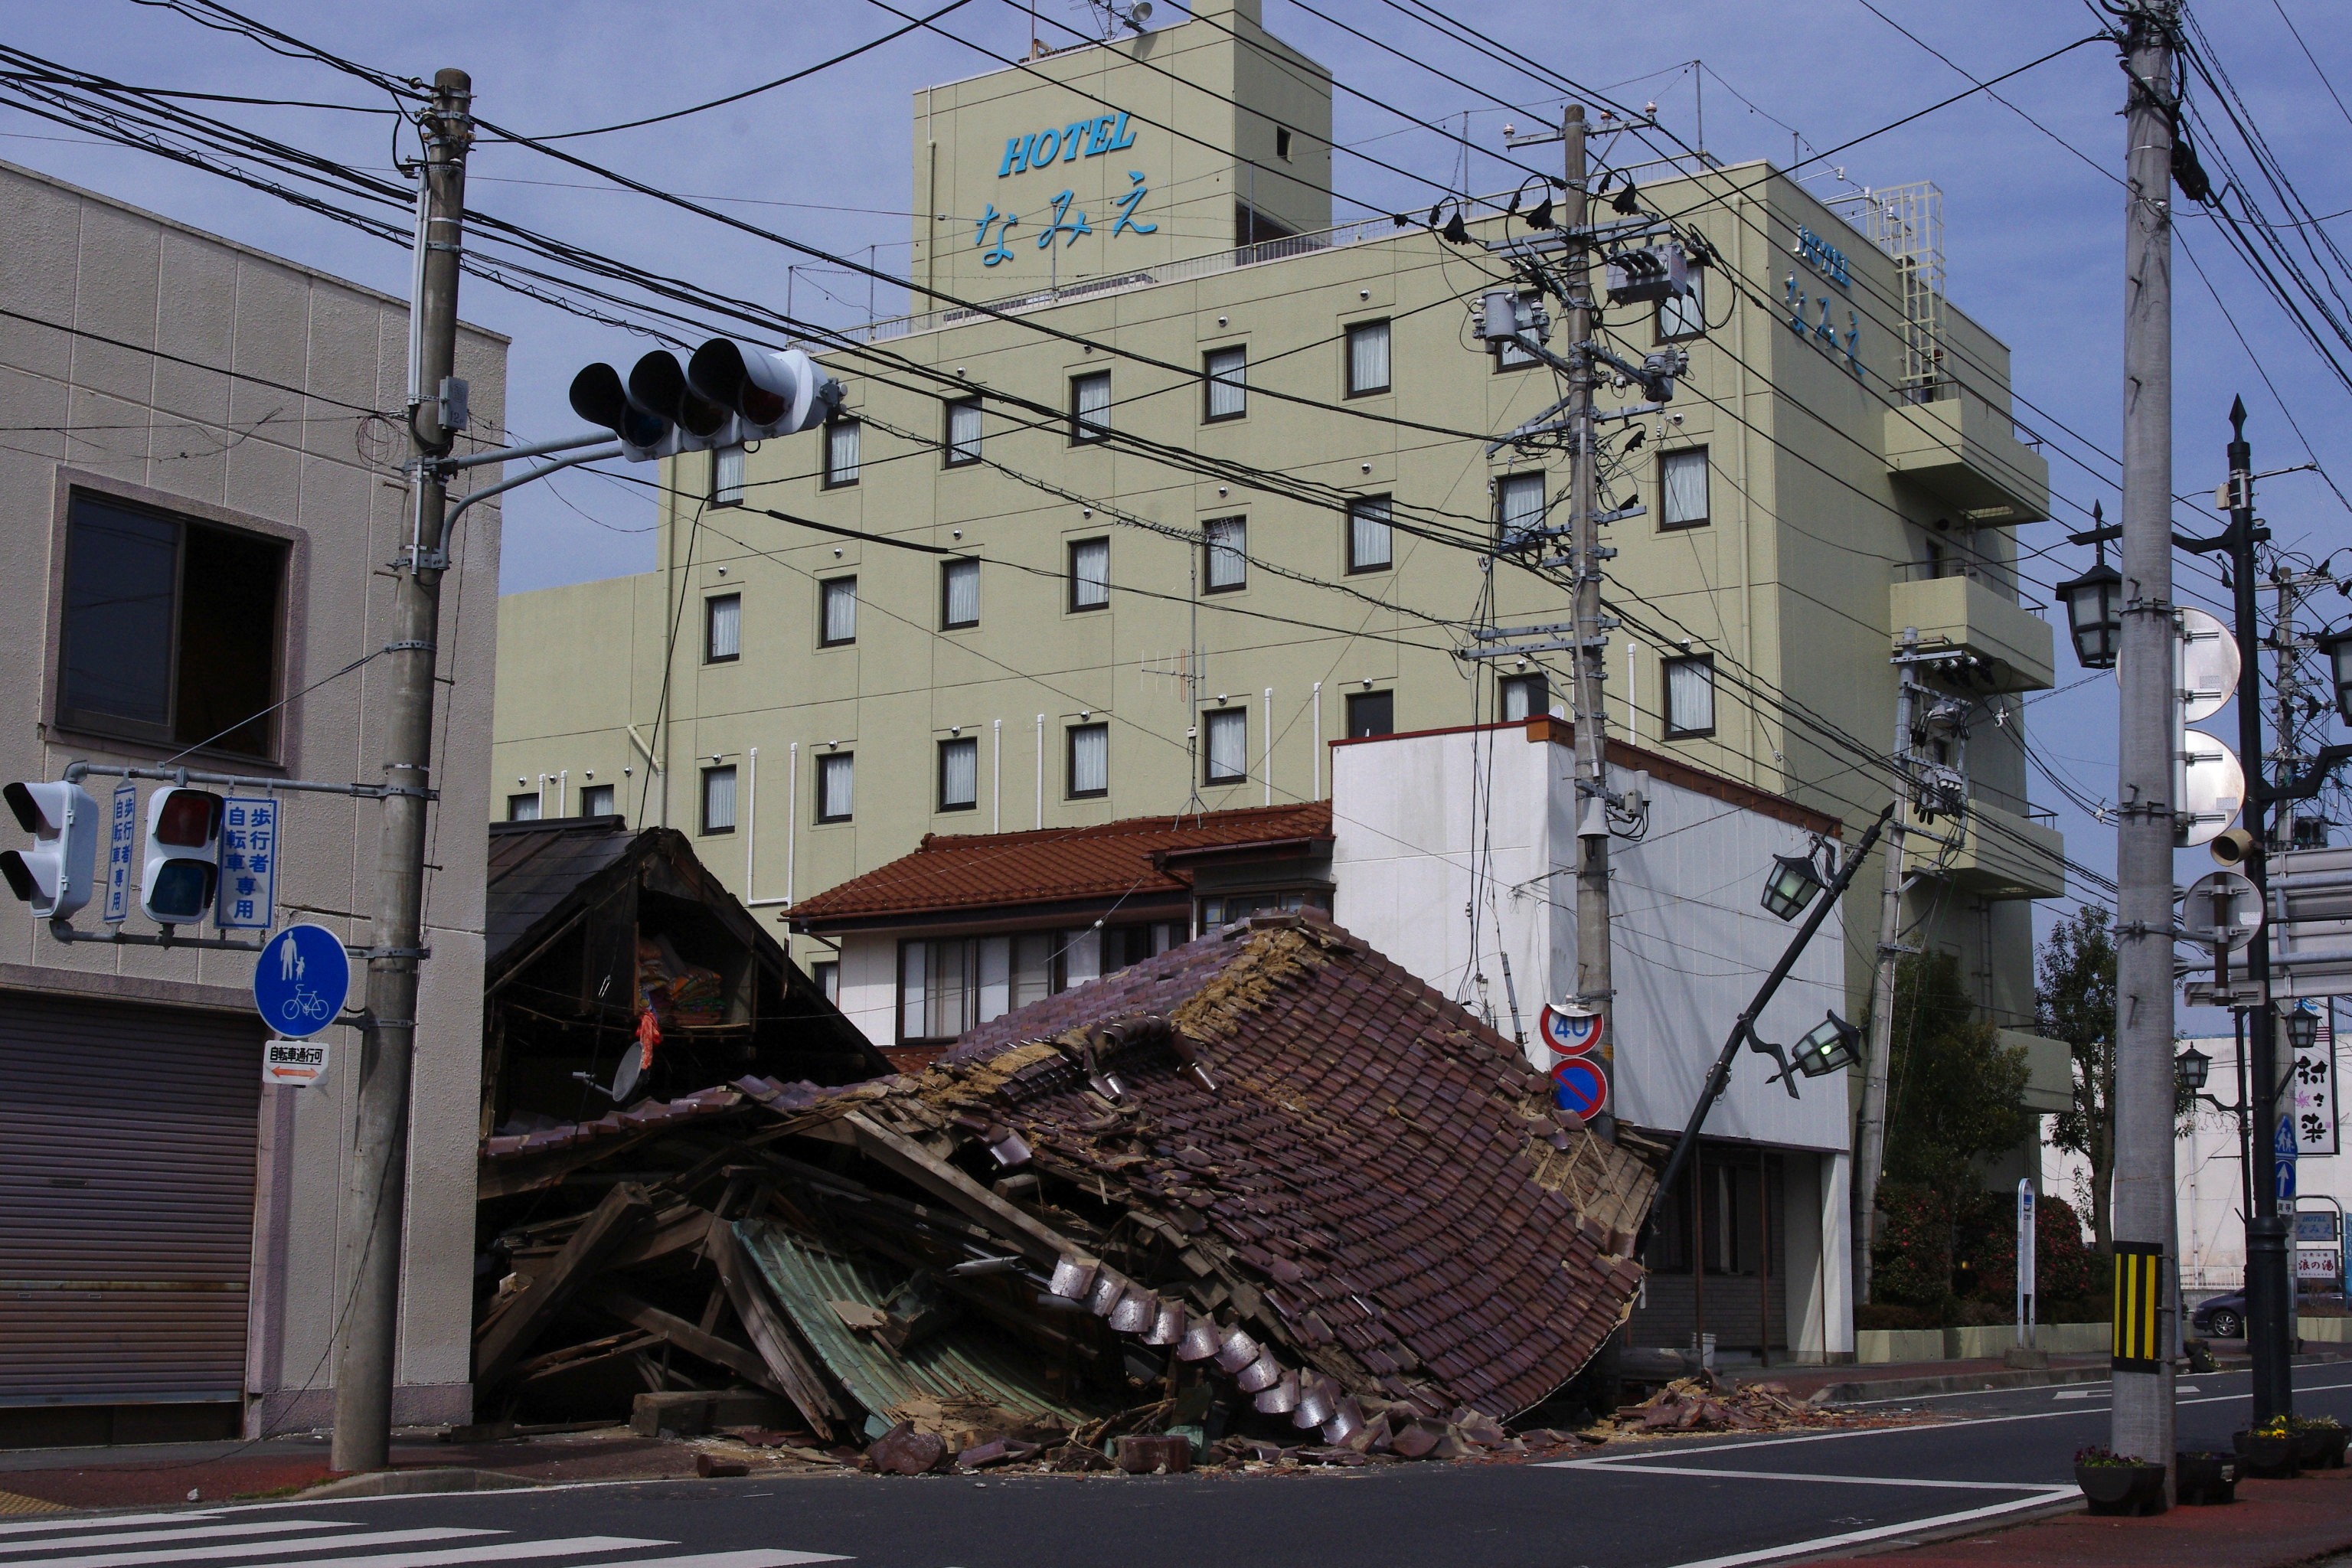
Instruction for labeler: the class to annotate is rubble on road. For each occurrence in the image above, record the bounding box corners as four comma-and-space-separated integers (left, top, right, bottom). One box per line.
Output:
1592, 1374, 1900, 1438
471, 913, 1664, 1468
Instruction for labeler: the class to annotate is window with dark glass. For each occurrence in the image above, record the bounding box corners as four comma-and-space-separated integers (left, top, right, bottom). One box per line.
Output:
1496, 471, 1547, 544
1069, 537, 1110, 611
1658, 267, 1706, 341
55, 490, 286, 760
506, 792, 541, 822
1346, 690, 1393, 737
1664, 654, 1717, 738
1071, 371, 1111, 443
824, 417, 861, 486
817, 752, 854, 822
704, 593, 740, 663
812, 959, 839, 1004
820, 576, 857, 646
1204, 708, 1246, 783
1067, 723, 1109, 798
1204, 345, 1246, 421
711, 444, 745, 505
1345, 319, 1391, 395
1347, 496, 1393, 573
580, 784, 616, 817
1204, 516, 1246, 592
942, 558, 981, 629
1501, 672, 1550, 723
938, 736, 978, 811
1661, 447, 1710, 530
701, 764, 737, 835
944, 398, 982, 466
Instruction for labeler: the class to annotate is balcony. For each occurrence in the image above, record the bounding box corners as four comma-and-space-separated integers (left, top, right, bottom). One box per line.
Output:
1890, 575, 2056, 694
1883, 393, 2050, 524
2001, 1028, 2076, 1113
1907, 799, 2066, 902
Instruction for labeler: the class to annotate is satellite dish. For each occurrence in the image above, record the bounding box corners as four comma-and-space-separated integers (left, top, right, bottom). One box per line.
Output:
2182, 869, 2262, 952
2177, 607, 2239, 724
2175, 731, 2246, 848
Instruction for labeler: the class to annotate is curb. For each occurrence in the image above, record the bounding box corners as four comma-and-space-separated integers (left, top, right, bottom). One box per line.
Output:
1808, 1365, 2116, 1405
298, 1468, 547, 1500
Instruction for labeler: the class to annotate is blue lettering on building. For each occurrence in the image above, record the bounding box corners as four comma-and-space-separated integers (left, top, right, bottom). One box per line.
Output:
1785, 274, 1863, 378
1038, 190, 1093, 248
1112, 171, 1156, 237
975, 204, 1020, 266
998, 109, 1137, 178
1795, 226, 1850, 289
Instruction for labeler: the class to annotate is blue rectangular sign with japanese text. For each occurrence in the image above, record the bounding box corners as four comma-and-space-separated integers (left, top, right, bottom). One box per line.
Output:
102, 782, 134, 923
215, 795, 279, 930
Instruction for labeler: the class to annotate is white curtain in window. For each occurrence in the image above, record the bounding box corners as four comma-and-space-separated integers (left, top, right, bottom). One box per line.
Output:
1074, 372, 1110, 438
977, 936, 1011, 1022
703, 765, 737, 831
1207, 708, 1246, 780
712, 444, 745, 503
943, 559, 981, 626
1070, 724, 1107, 795
1070, 537, 1109, 608
1348, 321, 1390, 393
900, 939, 927, 1039
1501, 674, 1547, 723
1661, 270, 1705, 338
822, 578, 857, 643
1012, 932, 1056, 1009
508, 792, 541, 822
940, 737, 978, 808
1349, 497, 1392, 570
581, 784, 615, 816
706, 594, 740, 661
947, 400, 982, 462
1662, 448, 1709, 527
1205, 517, 1246, 590
1668, 658, 1715, 734
819, 752, 854, 818
1206, 347, 1246, 418
827, 419, 861, 483
1499, 472, 1546, 540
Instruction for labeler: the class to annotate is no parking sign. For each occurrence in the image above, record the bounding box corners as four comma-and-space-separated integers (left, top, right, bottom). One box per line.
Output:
1550, 1057, 1608, 1122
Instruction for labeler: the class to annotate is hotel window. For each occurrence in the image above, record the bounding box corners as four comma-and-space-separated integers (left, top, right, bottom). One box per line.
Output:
812, 959, 839, 1004
580, 784, 616, 818
1204, 707, 1247, 783
944, 397, 982, 466
704, 593, 740, 663
1346, 690, 1393, 738
701, 764, 737, 835
1068, 537, 1110, 611
1501, 671, 1550, 723
1067, 722, 1109, 799
506, 792, 541, 822
817, 752, 854, 822
1071, 371, 1111, 443
1204, 516, 1246, 593
938, 736, 978, 812
1345, 318, 1390, 396
1204, 345, 1246, 421
1347, 495, 1393, 573
824, 417, 861, 486
941, 557, 981, 629
711, 443, 745, 505
1661, 447, 1710, 530
1658, 267, 1706, 341
820, 576, 857, 646
1492, 291, 1541, 371
1497, 471, 1547, 544
1664, 654, 1717, 739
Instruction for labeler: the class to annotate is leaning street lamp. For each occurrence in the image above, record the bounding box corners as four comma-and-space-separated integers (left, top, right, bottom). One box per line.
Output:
2056, 550, 2124, 671
2285, 1002, 2320, 1055
1762, 850, 1827, 922
2176, 1043, 2212, 1093
2319, 626, 2352, 727
1789, 1011, 1864, 1077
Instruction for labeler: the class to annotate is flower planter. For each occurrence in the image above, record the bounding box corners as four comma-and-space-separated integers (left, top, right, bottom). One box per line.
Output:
2175, 1450, 2239, 1505
2075, 1460, 2168, 1516
2235, 1429, 2299, 1478
2290, 1426, 2333, 1468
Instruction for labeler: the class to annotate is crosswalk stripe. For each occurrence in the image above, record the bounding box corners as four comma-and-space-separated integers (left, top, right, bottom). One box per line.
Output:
0, 1521, 370, 1557
0, 1528, 499, 1568
232, 1537, 668, 1568
0, 1524, 221, 1543
584, 1552, 849, 1568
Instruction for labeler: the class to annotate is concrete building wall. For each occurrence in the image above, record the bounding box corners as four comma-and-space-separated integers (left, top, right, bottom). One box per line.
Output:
0, 159, 506, 1429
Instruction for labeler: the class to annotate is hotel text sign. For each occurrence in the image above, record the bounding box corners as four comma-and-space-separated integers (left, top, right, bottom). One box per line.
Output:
975, 109, 1155, 266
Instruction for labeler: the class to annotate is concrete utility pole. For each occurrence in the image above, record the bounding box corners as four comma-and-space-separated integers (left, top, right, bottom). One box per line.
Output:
2112, 0, 2180, 1483
1851, 635, 1919, 1304
1560, 103, 1617, 1133
334, 67, 472, 1475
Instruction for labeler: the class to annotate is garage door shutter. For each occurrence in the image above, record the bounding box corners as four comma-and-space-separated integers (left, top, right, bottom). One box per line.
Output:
0, 991, 262, 1406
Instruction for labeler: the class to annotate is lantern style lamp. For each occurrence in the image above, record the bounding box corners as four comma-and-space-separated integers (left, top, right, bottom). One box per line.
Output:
1790, 1011, 1863, 1077
2285, 1002, 2321, 1055
1762, 851, 1826, 922
2056, 554, 2123, 671
2319, 626, 2352, 727
2174, 1043, 2211, 1093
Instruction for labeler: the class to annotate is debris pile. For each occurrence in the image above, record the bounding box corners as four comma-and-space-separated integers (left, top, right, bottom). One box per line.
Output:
1596, 1374, 1852, 1437
472, 913, 1661, 1465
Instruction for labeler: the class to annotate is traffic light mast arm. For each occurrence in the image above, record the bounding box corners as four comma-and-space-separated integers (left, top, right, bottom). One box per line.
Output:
2264, 742, 2352, 804
63, 761, 422, 803
46, 921, 265, 953
434, 429, 619, 474
444, 444, 622, 528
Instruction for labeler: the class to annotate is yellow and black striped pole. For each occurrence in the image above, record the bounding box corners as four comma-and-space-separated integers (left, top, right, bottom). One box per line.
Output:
2112, 1241, 2165, 1372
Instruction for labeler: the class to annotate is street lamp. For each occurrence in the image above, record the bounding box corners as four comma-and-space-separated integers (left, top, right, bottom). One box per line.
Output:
1790, 1011, 1864, 1077
2285, 1002, 2320, 1055
2056, 553, 2124, 671
2176, 1043, 2211, 1093
1761, 851, 1826, 922
2319, 626, 2352, 726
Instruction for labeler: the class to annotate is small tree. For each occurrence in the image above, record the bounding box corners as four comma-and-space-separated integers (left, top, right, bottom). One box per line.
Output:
1883, 951, 2034, 1191
2037, 908, 2117, 1263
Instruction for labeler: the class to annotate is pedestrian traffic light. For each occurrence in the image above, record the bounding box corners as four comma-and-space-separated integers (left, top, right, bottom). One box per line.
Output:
685, 339, 841, 439
0, 781, 96, 920
140, 786, 223, 925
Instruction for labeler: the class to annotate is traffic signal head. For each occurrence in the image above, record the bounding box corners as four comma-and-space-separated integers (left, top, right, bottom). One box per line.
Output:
685, 338, 841, 439
568, 361, 671, 461
140, 786, 222, 925
627, 351, 737, 452
0, 781, 97, 920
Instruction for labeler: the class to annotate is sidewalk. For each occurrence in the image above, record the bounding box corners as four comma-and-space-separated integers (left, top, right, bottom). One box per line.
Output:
1735, 1344, 2351, 1406
1838, 1462, 2352, 1566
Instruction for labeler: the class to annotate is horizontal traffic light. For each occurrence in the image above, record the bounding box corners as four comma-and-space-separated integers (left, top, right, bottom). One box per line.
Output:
0, 780, 97, 920
686, 339, 839, 440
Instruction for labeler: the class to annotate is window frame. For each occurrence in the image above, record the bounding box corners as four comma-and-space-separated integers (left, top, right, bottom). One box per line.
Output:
1500, 671, 1550, 724
1067, 536, 1111, 612
1203, 707, 1248, 784
815, 750, 855, 823
1203, 345, 1247, 423
1662, 652, 1717, 740
812, 959, 839, 1004
1344, 318, 1392, 397
1346, 495, 1393, 573
506, 792, 541, 823
943, 397, 982, 467
700, 763, 738, 835
937, 735, 979, 812
1067, 721, 1110, 799
1657, 266, 1707, 343
579, 783, 616, 818
1203, 515, 1247, 594
1491, 290, 1543, 373
940, 557, 982, 630
822, 415, 861, 488
818, 575, 858, 648
704, 592, 741, 665
1344, 689, 1394, 738
47, 475, 302, 768
710, 443, 746, 506
1070, 371, 1112, 444
1659, 446, 1711, 531
1495, 470, 1548, 544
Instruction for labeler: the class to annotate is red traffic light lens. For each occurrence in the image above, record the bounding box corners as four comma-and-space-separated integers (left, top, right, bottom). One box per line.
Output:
153, 790, 221, 848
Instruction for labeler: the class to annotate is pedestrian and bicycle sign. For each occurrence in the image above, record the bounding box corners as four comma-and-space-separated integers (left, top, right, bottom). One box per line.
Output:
2277, 1114, 2300, 1204
253, 923, 350, 1038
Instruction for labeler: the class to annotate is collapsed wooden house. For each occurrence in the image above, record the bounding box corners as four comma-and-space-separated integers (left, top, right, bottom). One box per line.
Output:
472, 911, 1660, 1459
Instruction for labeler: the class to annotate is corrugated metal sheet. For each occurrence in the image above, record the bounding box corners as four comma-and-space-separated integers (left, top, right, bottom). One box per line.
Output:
0, 991, 261, 1405
733, 1219, 1092, 1435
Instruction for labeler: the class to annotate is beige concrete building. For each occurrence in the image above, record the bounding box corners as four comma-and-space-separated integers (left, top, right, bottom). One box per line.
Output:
0, 160, 505, 1439
494, 0, 2065, 1091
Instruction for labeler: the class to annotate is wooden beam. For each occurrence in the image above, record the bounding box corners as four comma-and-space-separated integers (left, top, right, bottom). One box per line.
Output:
593, 1285, 790, 1405
476, 1181, 654, 1381
599, 1201, 720, 1271
841, 1111, 1076, 1267
705, 1219, 848, 1441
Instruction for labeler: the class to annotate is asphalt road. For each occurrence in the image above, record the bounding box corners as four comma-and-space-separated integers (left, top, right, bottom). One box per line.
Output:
29, 1363, 2351, 1568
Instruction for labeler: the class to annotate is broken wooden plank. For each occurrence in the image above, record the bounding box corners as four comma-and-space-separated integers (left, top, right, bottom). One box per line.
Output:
510, 1331, 663, 1387
599, 1201, 720, 1271
476, 1181, 655, 1381
593, 1285, 793, 1404
706, 1218, 848, 1442
841, 1111, 1076, 1267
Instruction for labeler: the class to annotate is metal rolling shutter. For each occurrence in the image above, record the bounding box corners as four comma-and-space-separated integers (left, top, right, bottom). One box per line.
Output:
0, 991, 262, 1406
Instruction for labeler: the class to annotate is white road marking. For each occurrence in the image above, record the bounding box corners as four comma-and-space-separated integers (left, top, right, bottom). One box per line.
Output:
0, 1526, 222, 1544
239, 1540, 665, 1568
573, 1555, 846, 1568
1655, 1490, 2079, 1568
1546, 1462, 2056, 1492
0, 1529, 498, 1568
2051, 1390, 2100, 1400
0, 1522, 371, 1557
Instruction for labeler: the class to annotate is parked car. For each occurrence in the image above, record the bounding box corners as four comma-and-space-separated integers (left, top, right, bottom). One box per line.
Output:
2191, 1291, 2246, 1339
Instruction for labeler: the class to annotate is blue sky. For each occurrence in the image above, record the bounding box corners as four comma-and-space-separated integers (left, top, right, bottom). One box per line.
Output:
7, 0, 2348, 1008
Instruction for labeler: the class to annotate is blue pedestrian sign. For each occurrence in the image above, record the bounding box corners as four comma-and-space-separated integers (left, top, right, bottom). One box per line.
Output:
2276, 1114, 2300, 1204
254, 923, 350, 1038
215, 796, 278, 929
